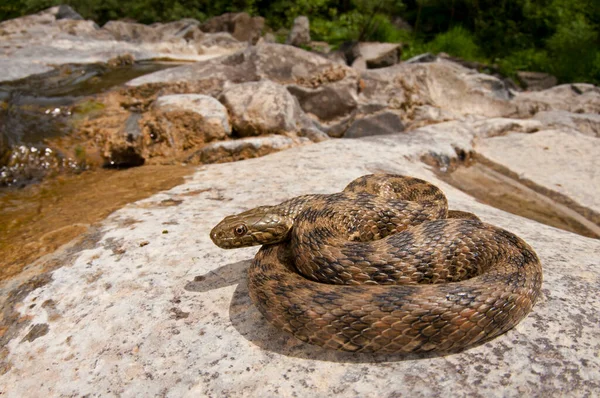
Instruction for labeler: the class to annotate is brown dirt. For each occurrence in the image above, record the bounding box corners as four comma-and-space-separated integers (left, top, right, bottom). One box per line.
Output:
0, 165, 193, 281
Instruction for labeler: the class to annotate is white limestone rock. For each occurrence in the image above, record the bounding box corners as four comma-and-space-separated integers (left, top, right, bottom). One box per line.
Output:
476, 129, 600, 216
219, 80, 306, 137
1, 128, 598, 396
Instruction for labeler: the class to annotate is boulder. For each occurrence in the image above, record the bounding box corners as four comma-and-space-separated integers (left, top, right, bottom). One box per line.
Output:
127, 50, 259, 97
125, 94, 231, 164
517, 71, 557, 91
351, 42, 402, 70
512, 84, 600, 117
127, 42, 356, 92
200, 12, 264, 44
127, 43, 359, 125
287, 79, 358, 122
151, 94, 232, 142
1, 125, 598, 396
151, 19, 204, 41
102, 21, 163, 43
0, 6, 101, 40
251, 43, 355, 85
286, 16, 310, 47
219, 80, 306, 137
360, 60, 516, 125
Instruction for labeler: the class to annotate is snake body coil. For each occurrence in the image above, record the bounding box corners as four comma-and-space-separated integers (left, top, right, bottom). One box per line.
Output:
211, 175, 542, 354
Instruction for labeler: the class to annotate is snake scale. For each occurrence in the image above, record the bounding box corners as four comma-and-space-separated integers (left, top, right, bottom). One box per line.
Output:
210, 175, 543, 354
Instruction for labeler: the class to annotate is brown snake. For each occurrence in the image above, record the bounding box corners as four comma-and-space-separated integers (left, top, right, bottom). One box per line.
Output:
210, 175, 543, 354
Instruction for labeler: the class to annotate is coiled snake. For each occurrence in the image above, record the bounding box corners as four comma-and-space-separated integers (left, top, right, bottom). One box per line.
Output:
210, 175, 542, 354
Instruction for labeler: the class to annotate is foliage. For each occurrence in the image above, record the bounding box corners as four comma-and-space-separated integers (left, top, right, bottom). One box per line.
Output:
496, 49, 550, 77
545, 15, 599, 82
426, 26, 481, 61
0, 0, 599, 84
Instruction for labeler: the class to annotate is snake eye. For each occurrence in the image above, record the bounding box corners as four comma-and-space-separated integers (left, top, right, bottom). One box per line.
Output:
234, 224, 247, 236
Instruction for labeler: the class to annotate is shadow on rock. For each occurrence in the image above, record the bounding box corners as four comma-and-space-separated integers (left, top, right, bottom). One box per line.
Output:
185, 259, 460, 363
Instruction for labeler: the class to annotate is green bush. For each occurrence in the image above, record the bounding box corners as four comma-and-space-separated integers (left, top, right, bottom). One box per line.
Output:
546, 15, 599, 82
426, 26, 481, 61
592, 52, 600, 82
310, 10, 363, 45
310, 8, 409, 46
1, 0, 599, 84
366, 13, 412, 43
497, 48, 551, 77
0, 0, 249, 25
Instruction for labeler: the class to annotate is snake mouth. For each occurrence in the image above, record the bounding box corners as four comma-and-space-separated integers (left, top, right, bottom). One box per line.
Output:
210, 228, 237, 248
210, 226, 260, 249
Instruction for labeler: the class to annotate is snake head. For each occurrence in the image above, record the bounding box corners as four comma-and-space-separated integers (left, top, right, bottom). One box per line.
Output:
210, 207, 294, 249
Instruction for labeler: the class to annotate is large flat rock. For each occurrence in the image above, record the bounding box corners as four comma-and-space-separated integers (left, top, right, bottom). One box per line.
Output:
476, 129, 600, 217
1, 129, 599, 396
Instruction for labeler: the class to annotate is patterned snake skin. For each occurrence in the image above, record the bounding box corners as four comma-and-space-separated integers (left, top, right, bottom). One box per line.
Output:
210, 175, 543, 354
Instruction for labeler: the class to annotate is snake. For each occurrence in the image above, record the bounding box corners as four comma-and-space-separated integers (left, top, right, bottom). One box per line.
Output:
210, 175, 543, 354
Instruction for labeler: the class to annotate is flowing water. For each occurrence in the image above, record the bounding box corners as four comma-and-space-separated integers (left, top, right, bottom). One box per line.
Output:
0, 61, 192, 280
0, 61, 184, 187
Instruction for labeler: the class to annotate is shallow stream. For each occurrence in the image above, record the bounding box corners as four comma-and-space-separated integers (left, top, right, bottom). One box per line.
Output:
0, 61, 183, 187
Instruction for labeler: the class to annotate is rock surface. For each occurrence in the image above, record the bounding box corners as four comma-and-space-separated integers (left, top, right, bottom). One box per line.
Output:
127, 42, 355, 88
286, 16, 311, 47
0, 7, 244, 83
0, 126, 598, 396
476, 129, 600, 221
187, 135, 309, 164
288, 79, 359, 122
9, 35, 598, 182
343, 110, 405, 138
2, 7, 600, 395
359, 60, 515, 126
533, 110, 600, 137
517, 71, 558, 91
512, 84, 600, 117
153, 94, 232, 141
219, 80, 306, 137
